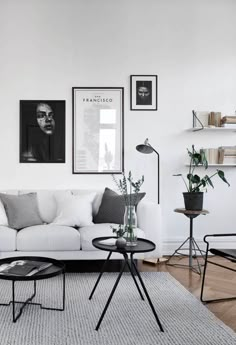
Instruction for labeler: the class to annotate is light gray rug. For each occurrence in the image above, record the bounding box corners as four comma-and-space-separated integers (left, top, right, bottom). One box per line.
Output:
0, 272, 235, 345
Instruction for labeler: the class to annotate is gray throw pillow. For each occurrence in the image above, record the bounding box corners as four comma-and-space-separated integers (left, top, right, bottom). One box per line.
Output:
0, 193, 43, 230
93, 188, 146, 224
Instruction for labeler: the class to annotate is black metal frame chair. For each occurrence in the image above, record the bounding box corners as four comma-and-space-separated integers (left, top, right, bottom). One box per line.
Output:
200, 233, 236, 303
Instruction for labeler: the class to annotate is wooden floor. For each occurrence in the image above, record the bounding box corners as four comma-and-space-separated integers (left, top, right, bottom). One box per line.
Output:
138, 256, 236, 332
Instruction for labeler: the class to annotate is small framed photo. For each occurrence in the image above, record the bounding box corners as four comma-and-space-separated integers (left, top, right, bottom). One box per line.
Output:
130, 75, 158, 111
20, 100, 65, 163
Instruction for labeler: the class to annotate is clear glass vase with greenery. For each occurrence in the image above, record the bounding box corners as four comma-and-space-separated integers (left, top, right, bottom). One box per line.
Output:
112, 171, 144, 245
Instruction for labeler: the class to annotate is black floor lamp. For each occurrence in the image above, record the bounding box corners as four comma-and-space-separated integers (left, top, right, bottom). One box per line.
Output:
136, 138, 160, 204
136, 138, 167, 264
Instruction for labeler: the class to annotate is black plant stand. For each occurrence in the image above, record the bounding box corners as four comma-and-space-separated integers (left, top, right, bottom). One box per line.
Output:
167, 208, 209, 275
89, 237, 164, 332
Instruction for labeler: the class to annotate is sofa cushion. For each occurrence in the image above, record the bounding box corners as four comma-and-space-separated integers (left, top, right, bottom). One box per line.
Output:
0, 200, 8, 226
0, 226, 17, 251
52, 192, 96, 227
16, 224, 80, 251
0, 193, 43, 230
18, 190, 72, 224
93, 188, 146, 224
79, 223, 146, 251
71, 190, 104, 216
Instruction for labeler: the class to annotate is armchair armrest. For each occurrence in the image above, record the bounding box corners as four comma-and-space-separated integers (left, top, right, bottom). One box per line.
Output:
203, 233, 236, 255
137, 201, 162, 258
204, 233, 236, 244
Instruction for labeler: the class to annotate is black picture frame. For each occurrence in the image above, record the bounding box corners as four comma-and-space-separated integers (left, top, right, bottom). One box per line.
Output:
72, 87, 124, 174
20, 100, 66, 163
130, 75, 158, 111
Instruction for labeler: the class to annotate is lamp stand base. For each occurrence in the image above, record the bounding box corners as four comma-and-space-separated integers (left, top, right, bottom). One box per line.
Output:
143, 257, 168, 265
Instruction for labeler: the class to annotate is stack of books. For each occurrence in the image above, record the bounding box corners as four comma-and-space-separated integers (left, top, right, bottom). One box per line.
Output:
218, 146, 236, 164
221, 116, 236, 128
0, 260, 52, 276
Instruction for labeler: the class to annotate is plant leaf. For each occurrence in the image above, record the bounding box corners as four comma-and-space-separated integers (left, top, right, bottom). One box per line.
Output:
205, 175, 214, 188
217, 170, 230, 186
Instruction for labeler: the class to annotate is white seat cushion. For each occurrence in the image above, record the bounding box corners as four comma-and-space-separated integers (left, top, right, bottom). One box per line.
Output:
0, 226, 17, 251
79, 224, 145, 251
16, 225, 80, 251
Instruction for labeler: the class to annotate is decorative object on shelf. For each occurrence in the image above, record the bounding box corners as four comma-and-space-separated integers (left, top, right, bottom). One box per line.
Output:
72, 87, 124, 174
112, 171, 144, 246
111, 224, 127, 248
20, 100, 65, 163
136, 138, 160, 204
130, 75, 157, 111
174, 145, 230, 210
192, 110, 209, 129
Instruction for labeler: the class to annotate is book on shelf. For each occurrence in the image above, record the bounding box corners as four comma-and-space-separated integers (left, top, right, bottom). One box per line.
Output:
222, 156, 236, 165
218, 146, 236, 156
0, 260, 52, 276
208, 112, 221, 127
202, 148, 219, 164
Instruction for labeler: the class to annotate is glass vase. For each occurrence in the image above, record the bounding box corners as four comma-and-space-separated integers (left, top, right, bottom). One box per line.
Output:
124, 205, 137, 246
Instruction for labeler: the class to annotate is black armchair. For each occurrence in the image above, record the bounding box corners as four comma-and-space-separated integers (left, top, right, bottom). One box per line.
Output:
200, 233, 236, 303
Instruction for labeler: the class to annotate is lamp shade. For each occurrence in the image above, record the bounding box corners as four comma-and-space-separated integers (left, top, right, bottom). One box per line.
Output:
136, 144, 154, 154
136, 138, 160, 205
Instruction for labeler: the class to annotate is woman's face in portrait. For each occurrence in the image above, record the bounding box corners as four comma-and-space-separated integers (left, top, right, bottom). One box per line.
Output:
137, 86, 150, 100
36, 103, 55, 135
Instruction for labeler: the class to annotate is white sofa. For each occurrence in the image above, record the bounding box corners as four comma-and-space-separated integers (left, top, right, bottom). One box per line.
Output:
0, 190, 162, 261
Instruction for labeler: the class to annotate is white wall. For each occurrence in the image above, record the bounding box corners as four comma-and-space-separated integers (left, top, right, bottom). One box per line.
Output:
1, 0, 236, 252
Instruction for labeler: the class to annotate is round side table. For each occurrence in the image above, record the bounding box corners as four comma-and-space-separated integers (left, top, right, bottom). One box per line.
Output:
89, 237, 164, 332
166, 208, 209, 275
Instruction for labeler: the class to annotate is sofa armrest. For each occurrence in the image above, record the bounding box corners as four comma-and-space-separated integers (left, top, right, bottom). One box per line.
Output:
137, 201, 162, 258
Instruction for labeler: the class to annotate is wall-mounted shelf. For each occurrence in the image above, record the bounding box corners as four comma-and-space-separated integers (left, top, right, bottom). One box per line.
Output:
185, 164, 236, 167
189, 127, 236, 132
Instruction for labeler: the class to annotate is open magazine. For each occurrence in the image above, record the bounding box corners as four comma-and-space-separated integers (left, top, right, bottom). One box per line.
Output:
0, 260, 52, 276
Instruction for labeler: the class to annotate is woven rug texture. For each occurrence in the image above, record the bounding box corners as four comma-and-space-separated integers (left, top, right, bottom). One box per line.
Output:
0, 272, 235, 345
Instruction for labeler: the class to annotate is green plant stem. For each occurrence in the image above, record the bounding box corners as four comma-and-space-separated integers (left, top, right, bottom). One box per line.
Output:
181, 175, 189, 192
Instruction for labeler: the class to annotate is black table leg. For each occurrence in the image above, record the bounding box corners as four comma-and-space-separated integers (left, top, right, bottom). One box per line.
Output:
131, 254, 164, 332
125, 255, 144, 300
12, 280, 37, 323
89, 252, 112, 300
95, 258, 127, 331
40, 272, 65, 311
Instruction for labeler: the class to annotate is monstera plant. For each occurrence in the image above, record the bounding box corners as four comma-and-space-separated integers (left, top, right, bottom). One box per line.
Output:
174, 145, 230, 210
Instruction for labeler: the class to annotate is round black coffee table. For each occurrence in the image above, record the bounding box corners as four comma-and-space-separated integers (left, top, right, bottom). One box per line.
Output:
89, 237, 164, 332
0, 256, 65, 322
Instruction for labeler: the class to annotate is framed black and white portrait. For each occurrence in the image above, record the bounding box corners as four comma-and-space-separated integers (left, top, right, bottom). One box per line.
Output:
130, 75, 158, 111
20, 100, 65, 163
72, 87, 124, 174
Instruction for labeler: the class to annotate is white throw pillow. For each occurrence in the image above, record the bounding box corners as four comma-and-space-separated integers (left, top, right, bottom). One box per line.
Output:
0, 199, 8, 226
52, 192, 96, 227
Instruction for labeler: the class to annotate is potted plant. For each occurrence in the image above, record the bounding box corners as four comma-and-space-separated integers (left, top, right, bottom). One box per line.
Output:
174, 145, 230, 210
